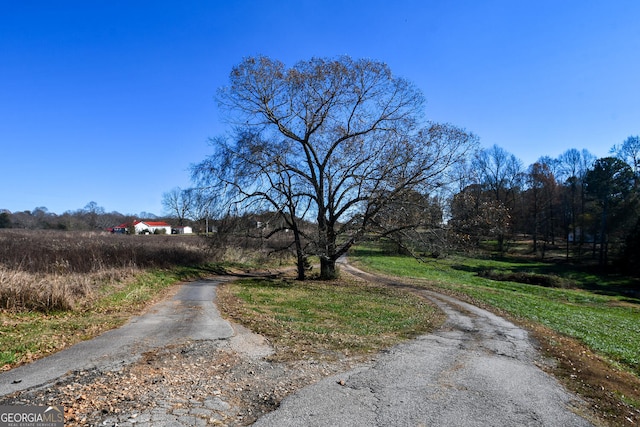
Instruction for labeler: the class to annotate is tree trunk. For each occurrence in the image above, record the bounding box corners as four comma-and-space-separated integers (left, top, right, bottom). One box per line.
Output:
293, 229, 306, 281
296, 256, 306, 280
320, 257, 338, 280
497, 234, 505, 255
599, 201, 608, 267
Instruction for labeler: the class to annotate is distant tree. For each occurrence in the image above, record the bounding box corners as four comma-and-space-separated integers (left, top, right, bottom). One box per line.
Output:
0, 211, 11, 228
193, 56, 477, 279
473, 145, 523, 204
138, 211, 158, 219
83, 201, 106, 229
27, 207, 57, 229
525, 157, 560, 257
367, 189, 443, 256
449, 187, 511, 249
162, 187, 194, 226
472, 145, 523, 252
526, 162, 545, 253
610, 135, 640, 187
187, 188, 217, 234
584, 157, 636, 266
557, 148, 595, 258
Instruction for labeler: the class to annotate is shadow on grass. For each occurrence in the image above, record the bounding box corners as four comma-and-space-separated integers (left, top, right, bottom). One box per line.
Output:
351, 244, 640, 302
451, 258, 640, 302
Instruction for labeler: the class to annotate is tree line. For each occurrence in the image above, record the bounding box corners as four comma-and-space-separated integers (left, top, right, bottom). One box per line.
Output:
449, 139, 639, 271
0, 202, 170, 232
4, 56, 638, 280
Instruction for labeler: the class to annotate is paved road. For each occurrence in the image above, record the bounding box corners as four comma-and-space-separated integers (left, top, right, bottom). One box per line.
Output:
253, 263, 594, 426
0, 269, 595, 426
0, 277, 234, 396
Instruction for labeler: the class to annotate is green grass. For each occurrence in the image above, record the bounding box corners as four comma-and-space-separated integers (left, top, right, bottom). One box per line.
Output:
219, 277, 443, 359
350, 246, 640, 377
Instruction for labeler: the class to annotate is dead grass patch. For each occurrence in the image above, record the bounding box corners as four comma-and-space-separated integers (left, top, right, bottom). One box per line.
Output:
0, 267, 138, 312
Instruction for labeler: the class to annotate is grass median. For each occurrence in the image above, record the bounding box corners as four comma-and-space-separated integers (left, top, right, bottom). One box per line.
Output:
217, 275, 444, 362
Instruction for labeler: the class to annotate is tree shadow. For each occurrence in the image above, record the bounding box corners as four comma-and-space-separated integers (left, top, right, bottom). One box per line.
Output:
451, 259, 640, 303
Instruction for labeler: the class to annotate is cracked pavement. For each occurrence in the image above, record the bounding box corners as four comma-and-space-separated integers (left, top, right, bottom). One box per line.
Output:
252, 264, 595, 426
0, 277, 358, 426
0, 268, 597, 426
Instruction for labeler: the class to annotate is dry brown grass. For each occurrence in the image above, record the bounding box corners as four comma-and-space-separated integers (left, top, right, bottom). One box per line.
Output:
0, 267, 138, 311
0, 230, 212, 312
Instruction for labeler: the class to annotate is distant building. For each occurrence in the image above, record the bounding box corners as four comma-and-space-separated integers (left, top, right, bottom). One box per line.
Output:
110, 220, 173, 235
172, 226, 193, 234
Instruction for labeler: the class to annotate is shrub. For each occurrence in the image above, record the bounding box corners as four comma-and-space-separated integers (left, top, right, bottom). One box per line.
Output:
477, 268, 573, 288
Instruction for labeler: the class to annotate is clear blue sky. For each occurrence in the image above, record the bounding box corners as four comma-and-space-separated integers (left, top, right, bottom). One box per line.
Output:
2, 1, 638, 216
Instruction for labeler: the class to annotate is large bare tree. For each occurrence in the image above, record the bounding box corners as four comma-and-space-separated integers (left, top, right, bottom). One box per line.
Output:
193, 56, 476, 279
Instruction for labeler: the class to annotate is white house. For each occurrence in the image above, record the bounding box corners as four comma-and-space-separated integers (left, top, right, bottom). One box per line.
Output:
172, 226, 193, 234
134, 220, 172, 234
110, 220, 179, 235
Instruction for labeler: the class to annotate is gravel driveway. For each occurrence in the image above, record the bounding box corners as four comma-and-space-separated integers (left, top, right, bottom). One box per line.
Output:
0, 269, 595, 426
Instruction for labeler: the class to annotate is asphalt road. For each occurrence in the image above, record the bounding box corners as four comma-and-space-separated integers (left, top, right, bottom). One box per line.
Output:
252, 263, 595, 426
0, 277, 235, 396
0, 269, 595, 426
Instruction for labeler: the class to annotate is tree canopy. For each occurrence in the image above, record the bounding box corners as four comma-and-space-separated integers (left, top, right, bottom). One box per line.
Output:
193, 56, 477, 279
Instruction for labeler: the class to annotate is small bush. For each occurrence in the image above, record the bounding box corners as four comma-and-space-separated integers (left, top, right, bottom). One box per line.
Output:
477, 268, 573, 288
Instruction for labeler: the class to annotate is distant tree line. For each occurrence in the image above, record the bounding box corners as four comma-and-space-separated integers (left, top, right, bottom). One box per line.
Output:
0, 202, 180, 232
448, 138, 640, 273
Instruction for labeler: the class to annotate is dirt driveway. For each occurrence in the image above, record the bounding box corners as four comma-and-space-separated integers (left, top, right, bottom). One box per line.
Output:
0, 268, 596, 426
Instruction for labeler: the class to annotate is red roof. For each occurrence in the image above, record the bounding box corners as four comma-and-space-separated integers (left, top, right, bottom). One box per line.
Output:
112, 220, 171, 229
144, 221, 171, 227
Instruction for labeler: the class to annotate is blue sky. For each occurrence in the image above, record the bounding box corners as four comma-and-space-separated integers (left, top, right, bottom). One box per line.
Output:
2, 1, 639, 216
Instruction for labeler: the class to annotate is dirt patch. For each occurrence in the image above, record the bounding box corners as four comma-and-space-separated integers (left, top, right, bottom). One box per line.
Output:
528, 323, 640, 427
0, 335, 362, 426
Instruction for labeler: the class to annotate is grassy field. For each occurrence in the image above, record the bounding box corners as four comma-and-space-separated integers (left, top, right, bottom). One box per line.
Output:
217, 276, 444, 361
349, 246, 640, 377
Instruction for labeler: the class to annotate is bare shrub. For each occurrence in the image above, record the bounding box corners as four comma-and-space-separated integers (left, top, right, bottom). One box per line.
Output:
477, 268, 574, 288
